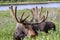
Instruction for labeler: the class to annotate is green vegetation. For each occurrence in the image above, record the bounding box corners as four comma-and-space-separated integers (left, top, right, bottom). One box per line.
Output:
0, 8, 60, 40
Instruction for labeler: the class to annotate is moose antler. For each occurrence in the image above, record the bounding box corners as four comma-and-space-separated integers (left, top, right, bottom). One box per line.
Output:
31, 7, 48, 23
31, 7, 39, 22
9, 6, 47, 25
31, 7, 43, 22
21, 15, 30, 23
45, 11, 48, 20
40, 11, 48, 21
9, 6, 29, 23
39, 7, 43, 20
20, 12, 25, 21
9, 6, 20, 23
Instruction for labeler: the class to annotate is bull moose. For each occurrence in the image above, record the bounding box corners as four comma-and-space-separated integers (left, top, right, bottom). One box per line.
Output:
31, 7, 56, 33
9, 6, 36, 40
9, 6, 46, 40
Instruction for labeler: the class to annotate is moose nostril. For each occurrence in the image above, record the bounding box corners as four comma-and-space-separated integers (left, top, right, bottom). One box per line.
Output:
30, 34, 36, 37
28, 31, 36, 37
30, 32, 36, 37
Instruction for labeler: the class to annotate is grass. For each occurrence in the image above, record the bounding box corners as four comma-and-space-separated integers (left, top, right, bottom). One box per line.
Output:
0, 8, 60, 40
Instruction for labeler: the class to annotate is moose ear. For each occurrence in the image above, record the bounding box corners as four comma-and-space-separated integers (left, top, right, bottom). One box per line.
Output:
24, 25, 30, 30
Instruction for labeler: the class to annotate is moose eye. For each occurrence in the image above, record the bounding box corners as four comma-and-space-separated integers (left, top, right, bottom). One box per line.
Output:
25, 26, 29, 29
25, 25, 30, 30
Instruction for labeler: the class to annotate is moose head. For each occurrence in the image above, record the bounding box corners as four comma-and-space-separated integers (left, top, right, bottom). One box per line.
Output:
9, 6, 36, 40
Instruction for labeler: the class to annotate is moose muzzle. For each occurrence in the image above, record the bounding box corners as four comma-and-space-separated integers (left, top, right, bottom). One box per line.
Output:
28, 30, 36, 37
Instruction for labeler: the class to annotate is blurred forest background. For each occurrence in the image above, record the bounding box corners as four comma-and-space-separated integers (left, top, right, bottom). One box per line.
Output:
0, 0, 60, 2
